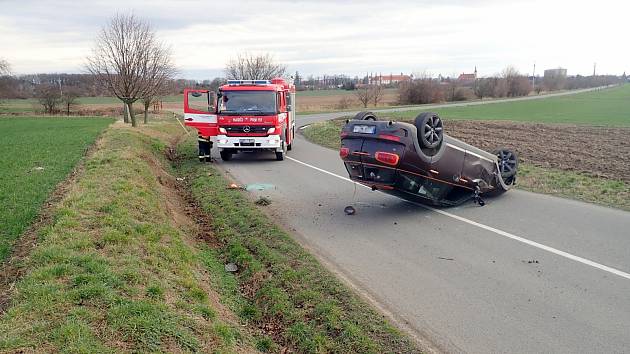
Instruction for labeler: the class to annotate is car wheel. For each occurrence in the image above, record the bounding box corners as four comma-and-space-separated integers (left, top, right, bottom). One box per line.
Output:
492, 148, 518, 179
354, 111, 377, 121
414, 112, 443, 149
220, 150, 233, 161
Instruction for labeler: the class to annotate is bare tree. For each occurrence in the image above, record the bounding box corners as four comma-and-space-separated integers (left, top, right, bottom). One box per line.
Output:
0, 59, 11, 102
140, 66, 176, 124
86, 14, 175, 127
371, 85, 384, 107
398, 73, 443, 105
36, 84, 61, 114
355, 86, 374, 108
0, 59, 10, 76
474, 78, 495, 99
501, 66, 531, 97
225, 53, 286, 80
61, 89, 80, 115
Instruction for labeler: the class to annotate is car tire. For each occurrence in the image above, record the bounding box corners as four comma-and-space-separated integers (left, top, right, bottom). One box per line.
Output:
354, 111, 377, 121
414, 112, 443, 149
220, 150, 233, 161
492, 148, 518, 178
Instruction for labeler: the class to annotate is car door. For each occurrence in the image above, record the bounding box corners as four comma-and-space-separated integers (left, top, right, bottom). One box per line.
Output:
183, 89, 218, 137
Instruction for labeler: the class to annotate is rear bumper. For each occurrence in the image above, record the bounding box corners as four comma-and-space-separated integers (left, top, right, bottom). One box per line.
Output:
342, 160, 476, 206
216, 134, 282, 151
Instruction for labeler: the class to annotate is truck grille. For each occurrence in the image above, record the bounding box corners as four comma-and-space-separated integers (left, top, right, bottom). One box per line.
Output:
224, 125, 273, 134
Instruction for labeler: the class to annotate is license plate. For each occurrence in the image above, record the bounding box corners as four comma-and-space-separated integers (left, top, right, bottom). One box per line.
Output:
353, 125, 375, 134
240, 139, 255, 144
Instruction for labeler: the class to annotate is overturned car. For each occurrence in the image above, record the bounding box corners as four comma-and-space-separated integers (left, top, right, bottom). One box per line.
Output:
340, 112, 518, 206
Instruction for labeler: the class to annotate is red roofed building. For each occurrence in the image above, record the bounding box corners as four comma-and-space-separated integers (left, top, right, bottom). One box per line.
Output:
458, 67, 478, 83
370, 73, 411, 85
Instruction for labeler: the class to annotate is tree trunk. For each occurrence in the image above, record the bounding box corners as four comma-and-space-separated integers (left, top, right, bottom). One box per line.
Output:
128, 102, 137, 127
66, 103, 70, 116
123, 103, 129, 123
143, 102, 149, 124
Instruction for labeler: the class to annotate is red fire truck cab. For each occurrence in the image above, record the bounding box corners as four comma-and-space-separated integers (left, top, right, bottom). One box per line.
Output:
183, 78, 296, 161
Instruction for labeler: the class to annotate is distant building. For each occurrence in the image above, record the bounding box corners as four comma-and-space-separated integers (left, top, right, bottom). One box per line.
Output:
457, 67, 477, 83
370, 73, 411, 85
544, 68, 567, 78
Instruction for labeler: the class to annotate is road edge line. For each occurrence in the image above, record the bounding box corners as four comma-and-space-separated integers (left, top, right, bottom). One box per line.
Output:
286, 156, 630, 281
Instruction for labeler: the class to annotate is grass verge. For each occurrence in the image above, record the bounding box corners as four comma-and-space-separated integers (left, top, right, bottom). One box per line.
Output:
387, 84, 630, 126
0, 121, 255, 352
0, 116, 113, 262
175, 138, 421, 353
301, 119, 630, 211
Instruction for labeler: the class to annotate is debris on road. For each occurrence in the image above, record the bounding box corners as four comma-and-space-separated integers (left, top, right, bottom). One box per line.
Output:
344, 206, 356, 215
526, 260, 540, 264
245, 183, 275, 191
255, 196, 272, 206
437, 257, 455, 261
224, 263, 238, 272
227, 183, 244, 190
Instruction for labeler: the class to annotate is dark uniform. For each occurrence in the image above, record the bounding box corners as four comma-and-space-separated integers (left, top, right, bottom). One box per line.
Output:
198, 134, 212, 162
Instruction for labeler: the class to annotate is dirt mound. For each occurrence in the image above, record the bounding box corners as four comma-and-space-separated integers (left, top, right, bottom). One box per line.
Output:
445, 121, 630, 182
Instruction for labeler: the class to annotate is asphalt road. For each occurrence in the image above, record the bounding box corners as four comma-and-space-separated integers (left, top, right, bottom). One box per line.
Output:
190, 88, 630, 353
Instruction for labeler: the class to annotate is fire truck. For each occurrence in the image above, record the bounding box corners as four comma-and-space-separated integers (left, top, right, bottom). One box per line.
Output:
183, 78, 296, 161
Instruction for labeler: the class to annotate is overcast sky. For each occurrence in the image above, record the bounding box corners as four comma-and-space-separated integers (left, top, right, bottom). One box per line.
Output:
0, 0, 627, 79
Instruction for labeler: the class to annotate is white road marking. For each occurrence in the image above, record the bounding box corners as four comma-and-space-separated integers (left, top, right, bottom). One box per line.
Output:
286, 155, 630, 281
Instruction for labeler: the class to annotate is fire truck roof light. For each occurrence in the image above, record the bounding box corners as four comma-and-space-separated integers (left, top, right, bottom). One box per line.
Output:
227, 80, 271, 85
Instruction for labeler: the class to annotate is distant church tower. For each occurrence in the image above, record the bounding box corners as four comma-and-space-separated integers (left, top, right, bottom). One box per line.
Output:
474, 66, 478, 78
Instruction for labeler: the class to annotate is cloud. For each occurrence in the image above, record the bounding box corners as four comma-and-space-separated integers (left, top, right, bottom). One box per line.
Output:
0, 0, 627, 78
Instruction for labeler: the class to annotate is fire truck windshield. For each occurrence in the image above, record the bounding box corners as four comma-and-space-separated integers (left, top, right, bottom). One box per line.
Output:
219, 90, 276, 115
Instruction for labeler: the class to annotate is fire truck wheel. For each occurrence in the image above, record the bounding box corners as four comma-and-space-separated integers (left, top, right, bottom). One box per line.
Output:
287, 128, 294, 151
276, 131, 287, 160
220, 150, 233, 161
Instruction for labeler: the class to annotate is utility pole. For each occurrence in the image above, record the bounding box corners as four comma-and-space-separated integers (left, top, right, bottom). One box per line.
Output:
58, 76, 63, 98
532, 63, 536, 92
593, 62, 597, 76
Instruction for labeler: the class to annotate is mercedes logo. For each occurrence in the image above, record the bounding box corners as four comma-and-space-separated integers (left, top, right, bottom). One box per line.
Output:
243, 126, 251, 133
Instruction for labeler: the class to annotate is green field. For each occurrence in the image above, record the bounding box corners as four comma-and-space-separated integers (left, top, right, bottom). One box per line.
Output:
388, 85, 630, 126
0, 116, 113, 261
0, 95, 183, 114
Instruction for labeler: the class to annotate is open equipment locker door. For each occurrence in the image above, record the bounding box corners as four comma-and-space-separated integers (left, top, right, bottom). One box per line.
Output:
184, 89, 218, 162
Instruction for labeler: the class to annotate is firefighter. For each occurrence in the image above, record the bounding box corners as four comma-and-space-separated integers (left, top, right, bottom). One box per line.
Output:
198, 133, 212, 162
